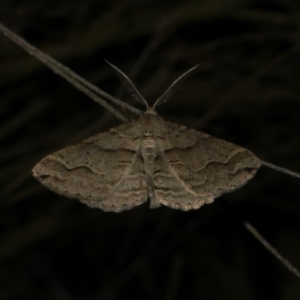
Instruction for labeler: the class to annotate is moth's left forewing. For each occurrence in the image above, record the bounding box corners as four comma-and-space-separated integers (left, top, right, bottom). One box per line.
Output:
33, 120, 148, 212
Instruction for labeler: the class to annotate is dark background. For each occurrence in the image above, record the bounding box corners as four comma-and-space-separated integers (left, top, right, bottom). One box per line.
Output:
1, 0, 300, 299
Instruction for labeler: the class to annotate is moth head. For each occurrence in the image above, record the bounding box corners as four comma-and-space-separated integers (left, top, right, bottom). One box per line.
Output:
144, 107, 157, 115
105, 60, 199, 115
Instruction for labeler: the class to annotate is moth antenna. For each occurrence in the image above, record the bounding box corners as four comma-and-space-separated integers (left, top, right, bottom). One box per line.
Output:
105, 60, 149, 108
153, 64, 200, 108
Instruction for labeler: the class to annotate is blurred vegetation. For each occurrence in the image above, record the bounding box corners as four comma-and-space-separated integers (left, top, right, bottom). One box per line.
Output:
0, 0, 300, 299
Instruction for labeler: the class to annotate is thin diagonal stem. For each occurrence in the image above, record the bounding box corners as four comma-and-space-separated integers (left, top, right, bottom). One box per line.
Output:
261, 160, 300, 179
0, 22, 142, 121
245, 221, 300, 279
221, 199, 300, 280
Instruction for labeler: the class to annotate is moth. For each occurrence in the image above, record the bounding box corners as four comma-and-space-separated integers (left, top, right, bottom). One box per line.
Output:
32, 62, 261, 212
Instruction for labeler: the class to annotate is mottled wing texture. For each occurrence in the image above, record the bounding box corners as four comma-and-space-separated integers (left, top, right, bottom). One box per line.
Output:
32, 122, 147, 212
154, 121, 261, 211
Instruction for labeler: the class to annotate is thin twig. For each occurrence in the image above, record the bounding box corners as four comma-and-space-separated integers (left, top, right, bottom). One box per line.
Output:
244, 221, 300, 279
0, 22, 142, 121
221, 199, 300, 280
261, 160, 300, 179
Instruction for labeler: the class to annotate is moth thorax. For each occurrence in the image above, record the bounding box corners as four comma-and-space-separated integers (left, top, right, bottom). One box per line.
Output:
143, 132, 153, 137
142, 136, 155, 148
